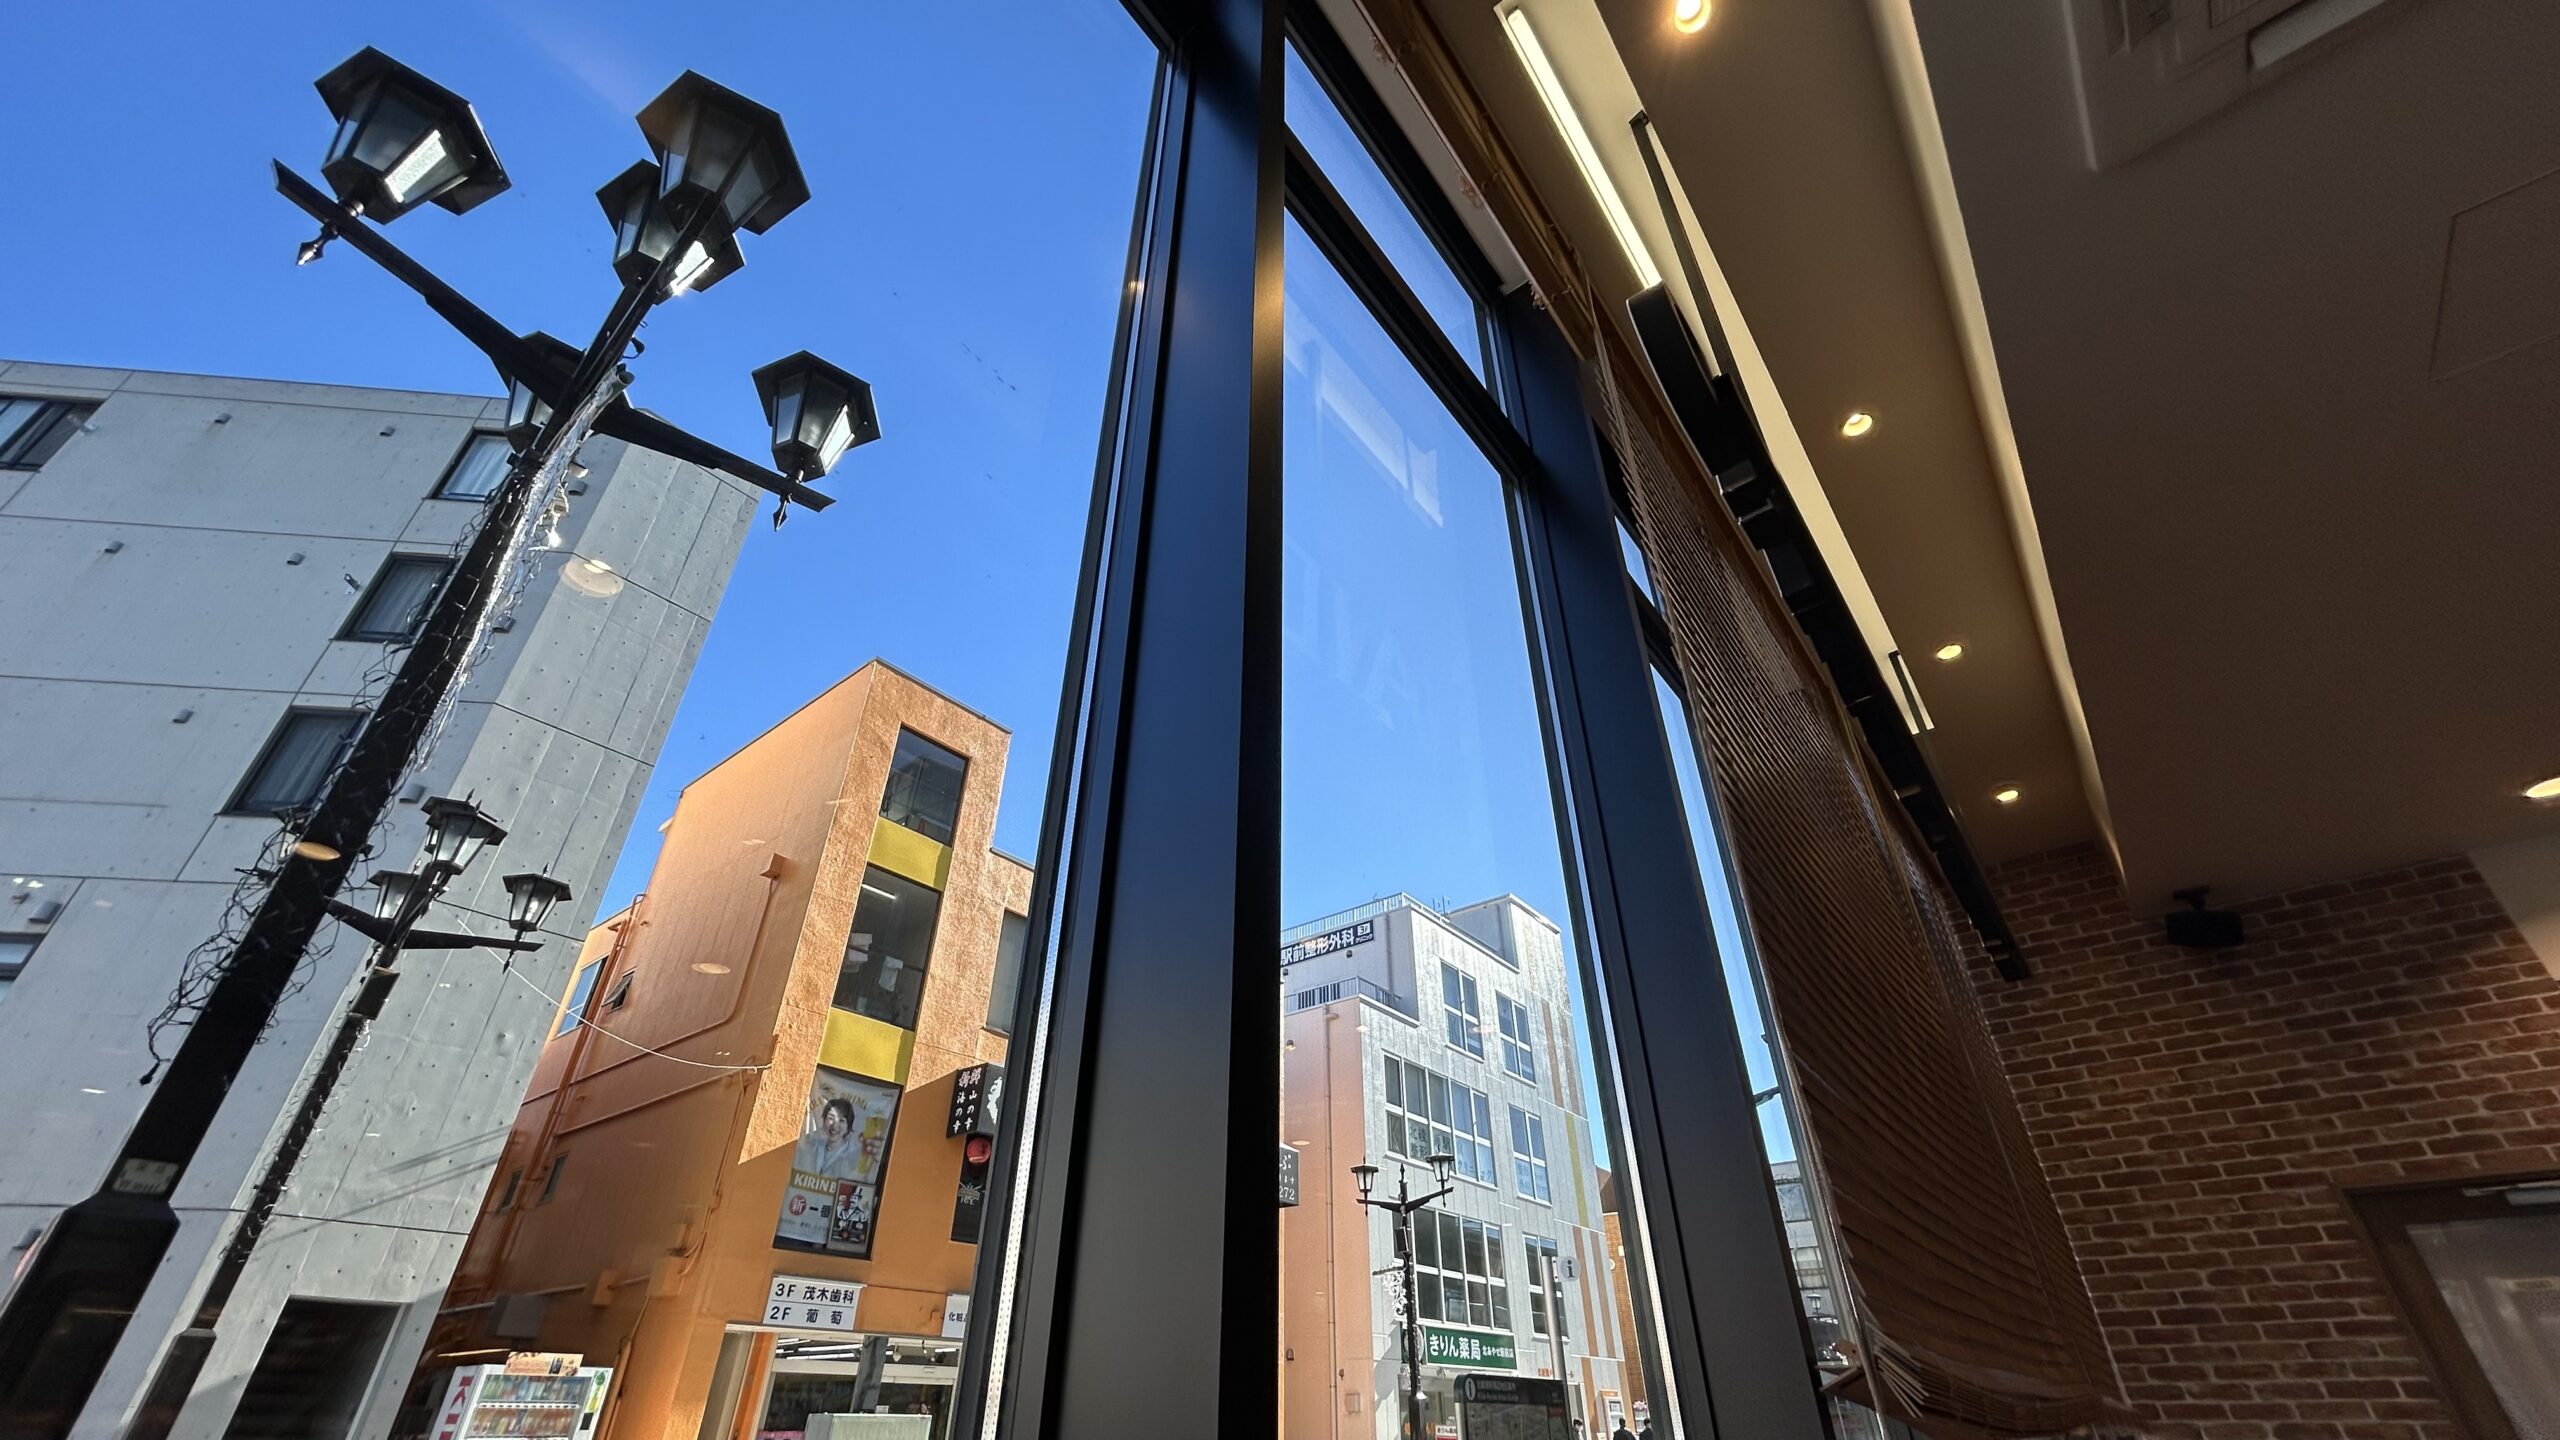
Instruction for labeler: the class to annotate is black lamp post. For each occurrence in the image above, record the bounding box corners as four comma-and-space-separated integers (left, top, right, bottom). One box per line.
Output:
598, 160, 743, 298
124, 798, 567, 1433
0, 50, 874, 1440
1355, 1152, 1457, 1440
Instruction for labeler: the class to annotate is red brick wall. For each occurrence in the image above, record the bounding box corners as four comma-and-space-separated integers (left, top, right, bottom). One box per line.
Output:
1974, 843, 2560, 1440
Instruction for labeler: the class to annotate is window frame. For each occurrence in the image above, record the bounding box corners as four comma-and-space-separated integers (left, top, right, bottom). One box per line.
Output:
225, 708, 365, 818
1510, 1105, 1552, 1204
0, 933, 37, 998
433, 430, 513, 502
339, 554, 455, 643
1441, 965, 1485, 1058
1496, 992, 1538, 1084
554, 961, 602, 1038
0, 397, 95, 471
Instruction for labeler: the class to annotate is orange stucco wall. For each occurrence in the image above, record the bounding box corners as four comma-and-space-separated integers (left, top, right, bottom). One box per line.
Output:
436, 663, 1032, 1440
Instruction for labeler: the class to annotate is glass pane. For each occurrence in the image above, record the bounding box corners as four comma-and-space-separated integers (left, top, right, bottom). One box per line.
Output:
1277, 219, 1677, 1440
2409, 1213, 2560, 1434
0, 6, 1159, 1432
347, 557, 448, 640
438, 433, 511, 499
880, 728, 968, 845
1283, 44, 1484, 377
1618, 518, 1656, 604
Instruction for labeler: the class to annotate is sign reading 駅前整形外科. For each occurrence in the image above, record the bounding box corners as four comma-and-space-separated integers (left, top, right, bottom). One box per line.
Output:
1281, 918, 1374, 970
1422, 1323, 1517, 1370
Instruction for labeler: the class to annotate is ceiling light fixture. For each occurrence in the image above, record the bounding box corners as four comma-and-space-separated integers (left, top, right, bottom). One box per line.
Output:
1932, 643, 1963, 662
1841, 410, 1876, 438
1500, 4, 1662, 288
2526, 775, 2560, 802
1992, 786, 2022, 805
1673, 0, 1711, 32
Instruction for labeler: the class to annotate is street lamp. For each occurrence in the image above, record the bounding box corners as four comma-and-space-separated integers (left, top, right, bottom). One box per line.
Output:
636, 71, 809, 236
502, 872, 575, 936
314, 48, 509, 224
754, 350, 881, 484
598, 160, 743, 297
419, 794, 507, 875
0, 48, 870, 1437
1354, 1154, 1459, 1440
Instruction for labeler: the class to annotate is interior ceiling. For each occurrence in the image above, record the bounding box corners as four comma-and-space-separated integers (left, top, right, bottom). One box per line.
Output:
1399, 0, 2560, 910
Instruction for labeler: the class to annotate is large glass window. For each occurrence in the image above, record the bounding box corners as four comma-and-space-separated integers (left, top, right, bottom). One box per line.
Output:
879, 728, 967, 845
433, 432, 511, 500
1413, 1210, 1512, 1330
341, 555, 452, 642
834, 868, 940, 1030
1442, 964, 1486, 1057
230, 709, 363, 817
1509, 1106, 1552, 1204
1496, 992, 1538, 1084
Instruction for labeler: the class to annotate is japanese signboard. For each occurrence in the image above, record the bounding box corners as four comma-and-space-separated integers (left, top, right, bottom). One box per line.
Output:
501, 1352, 583, 1376
1456, 1374, 1569, 1440
1423, 1324, 1519, 1371
1278, 1144, 1301, 1208
946, 1062, 1004, 1138
942, 1293, 971, 1339
764, 1274, 864, 1333
774, 1065, 902, 1259
1281, 918, 1374, 970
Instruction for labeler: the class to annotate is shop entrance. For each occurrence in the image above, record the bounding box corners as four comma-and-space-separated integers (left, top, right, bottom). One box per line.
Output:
703, 1328, 961, 1440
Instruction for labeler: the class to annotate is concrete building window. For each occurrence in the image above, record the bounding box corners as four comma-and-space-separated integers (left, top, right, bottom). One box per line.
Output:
1383, 1055, 1495, 1185
229, 709, 364, 817
1526, 1235, 1567, 1339
0, 934, 36, 1002
435, 432, 512, 500
880, 729, 968, 845
555, 960, 602, 1037
1510, 1106, 1552, 1204
837, 867, 940, 1030
340, 555, 452, 642
0, 397, 93, 470
988, 910, 1028, 1033
1441, 965, 1484, 1057
1776, 1178, 1811, 1223
222, 1298, 399, 1440
1411, 1209, 1511, 1329
1496, 993, 1536, 1084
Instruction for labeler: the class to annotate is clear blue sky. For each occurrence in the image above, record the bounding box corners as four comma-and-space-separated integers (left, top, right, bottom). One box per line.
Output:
2, 0, 1779, 1161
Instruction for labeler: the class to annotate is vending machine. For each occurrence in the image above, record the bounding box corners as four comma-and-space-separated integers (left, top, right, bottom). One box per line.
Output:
424, 1360, 614, 1440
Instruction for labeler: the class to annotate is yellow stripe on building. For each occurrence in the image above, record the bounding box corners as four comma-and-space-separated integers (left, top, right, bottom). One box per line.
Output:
820, 1006, 916, 1085
869, 815, 953, 890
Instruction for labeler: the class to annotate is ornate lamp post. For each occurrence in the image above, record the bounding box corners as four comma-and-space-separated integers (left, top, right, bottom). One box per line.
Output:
0, 49, 878, 1440
1355, 1153, 1458, 1440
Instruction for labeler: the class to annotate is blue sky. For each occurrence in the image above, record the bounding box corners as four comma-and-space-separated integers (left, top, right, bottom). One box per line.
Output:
0, 1, 1156, 902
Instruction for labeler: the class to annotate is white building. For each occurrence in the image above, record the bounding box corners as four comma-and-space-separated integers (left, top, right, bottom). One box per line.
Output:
1281, 893, 1630, 1440
0, 361, 754, 1440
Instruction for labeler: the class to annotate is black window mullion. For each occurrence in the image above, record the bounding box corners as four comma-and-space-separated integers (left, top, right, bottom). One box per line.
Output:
1282, 0, 1503, 307
1495, 283, 1829, 1440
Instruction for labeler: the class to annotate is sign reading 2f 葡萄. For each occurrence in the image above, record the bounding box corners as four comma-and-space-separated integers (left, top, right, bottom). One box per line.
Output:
1423, 1323, 1517, 1370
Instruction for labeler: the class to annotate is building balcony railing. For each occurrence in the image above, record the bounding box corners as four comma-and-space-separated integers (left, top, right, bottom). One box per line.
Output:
1286, 975, 1414, 1021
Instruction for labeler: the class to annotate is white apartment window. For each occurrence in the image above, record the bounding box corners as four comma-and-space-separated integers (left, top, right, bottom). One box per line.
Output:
1383, 1055, 1495, 1185
0, 934, 36, 1003
1410, 1208, 1511, 1330
436, 432, 512, 500
1509, 1106, 1552, 1203
341, 555, 452, 642
230, 710, 364, 817
1496, 993, 1537, 1084
0, 397, 93, 470
1525, 1235, 1568, 1339
556, 960, 602, 1037
988, 910, 1028, 1033
1441, 965, 1484, 1057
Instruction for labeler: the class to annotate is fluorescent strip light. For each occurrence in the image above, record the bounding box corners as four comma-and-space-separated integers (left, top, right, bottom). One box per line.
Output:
1500, 5, 1661, 288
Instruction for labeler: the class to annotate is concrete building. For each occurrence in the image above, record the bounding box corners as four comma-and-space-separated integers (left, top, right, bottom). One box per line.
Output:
0, 360, 753, 1439
1281, 893, 1628, 1440
427, 662, 1031, 1440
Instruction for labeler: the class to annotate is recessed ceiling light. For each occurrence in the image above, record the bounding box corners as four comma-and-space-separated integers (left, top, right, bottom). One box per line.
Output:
1840, 411, 1876, 439
1932, 643, 1963, 662
691, 961, 732, 975
2526, 775, 2560, 801
1992, 786, 2022, 805
1673, 0, 1712, 32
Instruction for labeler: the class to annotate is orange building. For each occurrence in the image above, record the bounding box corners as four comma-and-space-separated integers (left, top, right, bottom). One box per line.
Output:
424, 662, 1031, 1440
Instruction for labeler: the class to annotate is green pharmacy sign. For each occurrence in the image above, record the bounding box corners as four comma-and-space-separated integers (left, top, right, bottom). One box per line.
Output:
1422, 1324, 1518, 1370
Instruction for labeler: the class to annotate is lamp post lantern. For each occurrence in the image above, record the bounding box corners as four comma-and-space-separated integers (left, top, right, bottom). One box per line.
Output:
0, 48, 869, 1440
1355, 1153, 1458, 1440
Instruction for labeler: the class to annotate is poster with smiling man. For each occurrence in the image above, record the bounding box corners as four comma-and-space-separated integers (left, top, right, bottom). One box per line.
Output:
774, 1065, 902, 1258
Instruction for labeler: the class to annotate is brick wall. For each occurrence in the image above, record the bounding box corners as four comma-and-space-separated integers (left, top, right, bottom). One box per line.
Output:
1974, 843, 2560, 1440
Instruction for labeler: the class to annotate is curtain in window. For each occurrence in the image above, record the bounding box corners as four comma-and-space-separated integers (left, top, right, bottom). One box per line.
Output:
355, 560, 446, 639
242, 714, 359, 815
441, 435, 511, 499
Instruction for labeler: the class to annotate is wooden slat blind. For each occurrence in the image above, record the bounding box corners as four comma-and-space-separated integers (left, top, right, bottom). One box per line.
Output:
1594, 334, 2117, 1436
